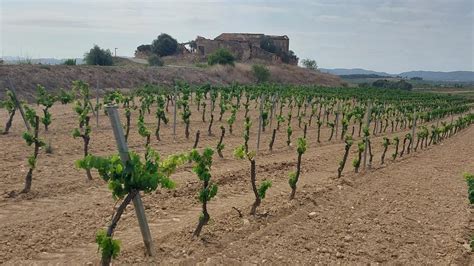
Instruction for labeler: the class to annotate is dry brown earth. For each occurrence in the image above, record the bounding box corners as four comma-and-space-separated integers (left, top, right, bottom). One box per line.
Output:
0, 101, 472, 264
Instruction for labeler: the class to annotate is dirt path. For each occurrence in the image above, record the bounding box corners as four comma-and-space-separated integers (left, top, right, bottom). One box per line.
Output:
0, 101, 472, 264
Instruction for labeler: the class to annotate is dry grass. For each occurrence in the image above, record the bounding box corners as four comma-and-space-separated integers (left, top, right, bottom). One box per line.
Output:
0, 63, 343, 101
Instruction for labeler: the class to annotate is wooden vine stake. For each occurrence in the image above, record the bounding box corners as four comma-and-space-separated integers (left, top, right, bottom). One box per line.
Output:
106, 105, 155, 257
363, 100, 371, 169
335, 101, 340, 138
412, 110, 417, 148
256, 94, 265, 153
173, 85, 177, 141
96, 79, 100, 127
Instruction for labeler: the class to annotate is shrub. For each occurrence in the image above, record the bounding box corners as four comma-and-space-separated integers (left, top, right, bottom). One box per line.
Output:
84, 45, 113, 66
207, 48, 235, 66
148, 55, 163, 66
252, 64, 270, 83
151, 33, 178, 56
301, 59, 317, 70
63, 59, 77, 65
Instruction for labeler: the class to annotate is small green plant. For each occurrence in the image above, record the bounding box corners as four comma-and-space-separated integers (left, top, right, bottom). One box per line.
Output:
337, 136, 353, 178
363, 126, 373, 168
400, 133, 412, 157
316, 119, 322, 143
216, 126, 225, 158
138, 109, 151, 152
327, 121, 335, 141
276, 115, 285, 131
77, 148, 186, 264
20, 106, 45, 193
36, 85, 55, 131
352, 141, 365, 173
1, 90, 16, 134
180, 93, 192, 139
286, 125, 293, 146
392, 136, 400, 160
234, 119, 272, 215
208, 114, 214, 136
340, 118, 349, 140
189, 148, 217, 237
155, 95, 168, 141
381, 137, 390, 164
289, 137, 307, 200
72, 80, 94, 180
227, 105, 237, 134
58, 89, 74, 104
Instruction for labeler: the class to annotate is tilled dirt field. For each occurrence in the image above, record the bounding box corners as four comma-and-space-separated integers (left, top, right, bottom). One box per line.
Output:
0, 102, 473, 265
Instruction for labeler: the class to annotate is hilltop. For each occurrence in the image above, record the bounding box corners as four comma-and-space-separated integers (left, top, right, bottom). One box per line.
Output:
321, 68, 474, 82
0, 62, 343, 101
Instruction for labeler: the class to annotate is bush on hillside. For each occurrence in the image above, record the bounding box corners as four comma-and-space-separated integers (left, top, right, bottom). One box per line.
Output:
148, 54, 164, 66
84, 45, 113, 66
63, 59, 77, 65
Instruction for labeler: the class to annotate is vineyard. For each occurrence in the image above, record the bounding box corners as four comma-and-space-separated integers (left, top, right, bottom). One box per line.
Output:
1, 82, 474, 264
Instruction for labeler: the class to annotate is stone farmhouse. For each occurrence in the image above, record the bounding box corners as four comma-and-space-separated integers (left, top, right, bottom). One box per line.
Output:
194, 33, 297, 65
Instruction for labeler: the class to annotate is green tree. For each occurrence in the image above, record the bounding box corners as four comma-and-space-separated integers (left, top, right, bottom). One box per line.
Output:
301, 59, 318, 70
84, 45, 113, 66
151, 33, 178, 56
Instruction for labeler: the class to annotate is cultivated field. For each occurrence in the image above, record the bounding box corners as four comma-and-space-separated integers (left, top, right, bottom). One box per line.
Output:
1, 84, 473, 264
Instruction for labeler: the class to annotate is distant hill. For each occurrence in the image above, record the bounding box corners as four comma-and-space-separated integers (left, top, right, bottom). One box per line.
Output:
320, 68, 392, 77
339, 74, 392, 79
398, 71, 474, 82
321, 68, 474, 82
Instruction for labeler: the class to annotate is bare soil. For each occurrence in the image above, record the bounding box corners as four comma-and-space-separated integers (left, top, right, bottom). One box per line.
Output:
0, 101, 473, 265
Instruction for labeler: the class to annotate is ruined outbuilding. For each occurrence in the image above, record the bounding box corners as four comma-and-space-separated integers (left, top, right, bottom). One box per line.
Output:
194, 33, 297, 65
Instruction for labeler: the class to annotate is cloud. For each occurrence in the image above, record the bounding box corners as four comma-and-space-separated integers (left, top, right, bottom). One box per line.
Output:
7, 18, 92, 29
1, 0, 472, 72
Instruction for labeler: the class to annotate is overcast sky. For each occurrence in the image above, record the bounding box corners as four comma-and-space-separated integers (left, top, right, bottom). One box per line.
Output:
1, 0, 473, 73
